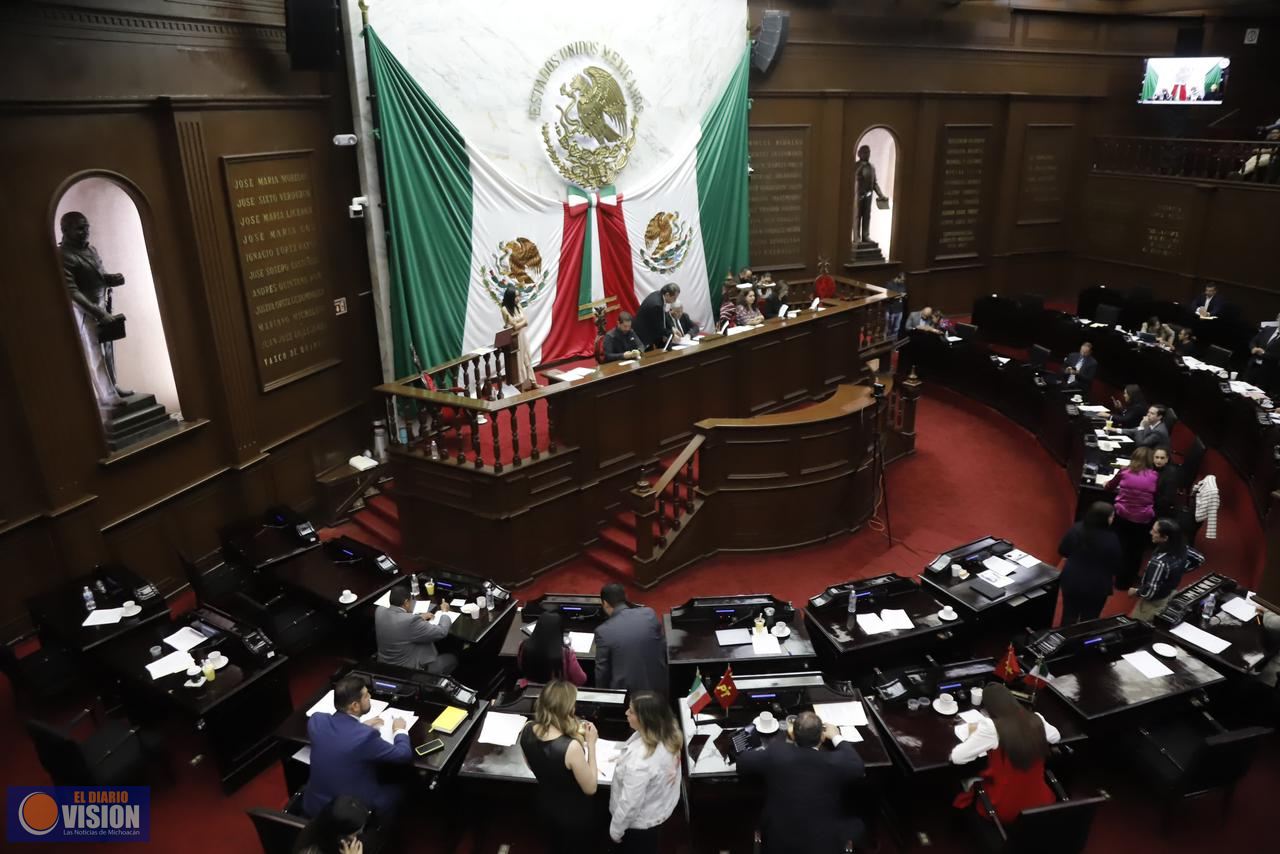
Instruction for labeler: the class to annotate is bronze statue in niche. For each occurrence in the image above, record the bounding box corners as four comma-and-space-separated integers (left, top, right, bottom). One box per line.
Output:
853, 144, 888, 263
59, 211, 131, 409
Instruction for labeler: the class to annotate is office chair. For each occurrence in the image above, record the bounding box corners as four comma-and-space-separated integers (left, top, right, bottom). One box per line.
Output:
1094, 304, 1121, 327
245, 808, 307, 854
1131, 717, 1272, 830
1178, 435, 1207, 485
1204, 344, 1233, 369
1029, 345, 1052, 370
1162, 406, 1179, 434
0, 642, 84, 711
26, 706, 159, 787
969, 770, 1108, 854
179, 550, 245, 605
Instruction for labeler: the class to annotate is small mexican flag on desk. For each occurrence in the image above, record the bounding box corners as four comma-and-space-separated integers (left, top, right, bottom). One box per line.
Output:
687, 668, 711, 715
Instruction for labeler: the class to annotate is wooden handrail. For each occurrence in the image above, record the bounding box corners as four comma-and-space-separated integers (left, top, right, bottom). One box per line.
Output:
693, 381, 883, 431
645, 434, 705, 497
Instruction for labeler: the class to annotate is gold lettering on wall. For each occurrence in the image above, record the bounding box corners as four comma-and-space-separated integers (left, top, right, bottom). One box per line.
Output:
1016, 124, 1072, 225
748, 127, 809, 269
222, 150, 340, 391
1140, 202, 1186, 260
932, 124, 990, 259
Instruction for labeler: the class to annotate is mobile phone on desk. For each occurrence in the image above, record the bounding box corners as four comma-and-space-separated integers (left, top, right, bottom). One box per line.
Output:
415, 738, 445, 757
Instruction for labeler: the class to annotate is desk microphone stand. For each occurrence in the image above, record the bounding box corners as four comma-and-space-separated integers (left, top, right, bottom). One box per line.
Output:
872, 382, 894, 546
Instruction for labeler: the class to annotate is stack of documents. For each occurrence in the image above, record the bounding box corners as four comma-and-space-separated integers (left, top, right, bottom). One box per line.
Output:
567, 632, 595, 654
1121, 650, 1173, 679
145, 650, 194, 681
982, 556, 1019, 576
593, 739, 626, 782
1220, 597, 1259, 622
372, 709, 419, 744
477, 711, 527, 746
976, 569, 1015, 588
1169, 622, 1231, 654
715, 628, 753, 646
164, 626, 208, 653
751, 633, 782, 655
812, 701, 868, 728
856, 610, 915, 634
82, 609, 124, 627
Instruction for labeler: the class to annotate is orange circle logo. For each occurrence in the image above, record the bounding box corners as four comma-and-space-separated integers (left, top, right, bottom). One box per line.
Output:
18, 791, 59, 835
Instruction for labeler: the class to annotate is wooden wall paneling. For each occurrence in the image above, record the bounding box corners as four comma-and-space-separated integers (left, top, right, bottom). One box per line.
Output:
815, 97, 846, 267
0, 523, 64, 640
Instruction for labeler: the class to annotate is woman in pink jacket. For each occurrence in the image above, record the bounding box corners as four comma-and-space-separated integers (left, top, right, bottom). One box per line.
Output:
1105, 445, 1158, 590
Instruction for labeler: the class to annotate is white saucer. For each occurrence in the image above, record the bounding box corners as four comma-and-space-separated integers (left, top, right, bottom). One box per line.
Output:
338, 593, 358, 605
753, 715, 780, 734
933, 699, 959, 715
121, 606, 142, 618
1152, 643, 1179, 658
938, 610, 959, 622
771, 624, 791, 638
183, 677, 206, 689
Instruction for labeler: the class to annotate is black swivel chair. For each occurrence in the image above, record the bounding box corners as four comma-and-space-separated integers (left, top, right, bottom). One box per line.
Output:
245, 808, 307, 854
1204, 344, 1233, 369
0, 643, 84, 711
1179, 435, 1207, 485
1095, 304, 1122, 327
955, 322, 978, 341
1130, 715, 1273, 829
968, 770, 1108, 854
26, 707, 159, 786
1029, 345, 1052, 371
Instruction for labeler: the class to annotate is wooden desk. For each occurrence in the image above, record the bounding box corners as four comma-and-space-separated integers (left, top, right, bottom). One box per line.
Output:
497, 594, 640, 662
94, 613, 292, 792
28, 566, 170, 654
865, 664, 1086, 775
1040, 639, 1225, 722
918, 537, 1060, 630
271, 547, 404, 617
223, 519, 319, 571
679, 672, 892, 781
805, 575, 963, 676
664, 613, 815, 679
1156, 585, 1276, 678
386, 290, 899, 587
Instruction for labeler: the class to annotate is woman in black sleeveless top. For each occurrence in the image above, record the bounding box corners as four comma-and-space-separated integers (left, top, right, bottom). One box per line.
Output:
518, 680, 600, 853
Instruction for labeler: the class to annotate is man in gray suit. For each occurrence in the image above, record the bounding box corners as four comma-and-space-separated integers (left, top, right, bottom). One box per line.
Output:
1113, 404, 1171, 449
374, 584, 456, 675
594, 583, 668, 694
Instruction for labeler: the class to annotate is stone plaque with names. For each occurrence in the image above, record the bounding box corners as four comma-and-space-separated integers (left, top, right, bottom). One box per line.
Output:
223, 150, 339, 391
1016, 125, 1071, 225
748, 127, 808, 269
932, 125, 990, 259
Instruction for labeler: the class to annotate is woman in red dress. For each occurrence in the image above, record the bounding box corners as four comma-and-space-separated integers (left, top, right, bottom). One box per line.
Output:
951, 682, 1061, 824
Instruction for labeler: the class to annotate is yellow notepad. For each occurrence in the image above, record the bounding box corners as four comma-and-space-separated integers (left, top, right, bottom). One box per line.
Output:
430, 706, 468, 734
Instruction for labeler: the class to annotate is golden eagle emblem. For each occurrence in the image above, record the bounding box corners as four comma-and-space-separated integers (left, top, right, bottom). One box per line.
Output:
640, 211, 693, 274
479, 237, 551, 309
543, 65, 638, 188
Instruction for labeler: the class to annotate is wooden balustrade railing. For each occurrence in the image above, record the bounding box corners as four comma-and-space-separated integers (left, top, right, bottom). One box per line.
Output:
1093, 136, 1280, 186
630, 434, 705, 562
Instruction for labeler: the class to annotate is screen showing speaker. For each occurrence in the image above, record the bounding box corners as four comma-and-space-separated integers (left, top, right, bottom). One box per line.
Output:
1138, 57, 1229, 105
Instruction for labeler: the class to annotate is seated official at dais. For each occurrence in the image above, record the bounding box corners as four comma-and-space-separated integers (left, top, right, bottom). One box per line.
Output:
603, 312, 644, 363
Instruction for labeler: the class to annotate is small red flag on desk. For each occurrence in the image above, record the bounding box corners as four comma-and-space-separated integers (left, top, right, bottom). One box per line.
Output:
1025, 656, 1050, 689
687, 668, 711, 715
713, 665, 738, 710
994, 643, 1023, 682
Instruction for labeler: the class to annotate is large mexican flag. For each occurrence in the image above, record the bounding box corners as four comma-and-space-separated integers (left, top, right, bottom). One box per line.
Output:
365, 27, 749, 377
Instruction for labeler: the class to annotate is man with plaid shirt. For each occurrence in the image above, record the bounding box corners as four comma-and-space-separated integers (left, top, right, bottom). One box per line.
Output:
1129, 518, 1205, 622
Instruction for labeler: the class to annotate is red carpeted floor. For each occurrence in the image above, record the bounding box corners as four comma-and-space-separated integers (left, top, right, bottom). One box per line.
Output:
2, 386, 1273, 853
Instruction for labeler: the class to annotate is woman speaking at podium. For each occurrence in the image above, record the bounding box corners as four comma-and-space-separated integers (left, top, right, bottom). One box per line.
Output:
501, 287, 536, 390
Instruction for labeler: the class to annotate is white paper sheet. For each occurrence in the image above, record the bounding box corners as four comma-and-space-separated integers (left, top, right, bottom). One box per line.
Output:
291, 746, 311, 765
958, 709, 985, 725
567, 631, 595, 654
82, 608, 124, 627
855, 613, 889, 634
617, 359, 639, 365
593, 739, 626, 782
955, 723, 974, 742
145, 650, 194, 681
726, 326, 753, 336
1113, 458, 1132, 468
477, 711, 528, 746
715, 628, 754, 646
1078, 404, 1109, 414
1094, 429, 1108, 438
1221, 597, 1260, 622
1016, 553, 1041, 568
373, 708, 419, 744
977, 569, 1015, 588
1094, 474, 1112, 487
811, 701, 868, 727
837, 725, 864, 743
306, 690, 389, 718
375, 590, 392, 608
982, 556, 1019, 576
1114, 435, 1134, 444
164, 626, 208, 653
414, 600, 434, 615
1169, 622, 1232, 654
449, 598, 467, 608
1121, 650, 1174, 679
751, 633, 782, 656
945, 335, 962, 343
1098, 440, 1118, 452
880, 609, 915, 630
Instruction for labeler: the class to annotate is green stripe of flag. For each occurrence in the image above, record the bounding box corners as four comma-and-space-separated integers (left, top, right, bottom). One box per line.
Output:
696, 45, 751, 313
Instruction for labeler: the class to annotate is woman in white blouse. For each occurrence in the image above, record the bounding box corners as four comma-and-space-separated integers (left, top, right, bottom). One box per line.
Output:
608, 691, 682, 851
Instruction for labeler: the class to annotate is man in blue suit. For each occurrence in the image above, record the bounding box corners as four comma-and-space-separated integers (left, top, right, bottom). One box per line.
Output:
303, 675, 413, 819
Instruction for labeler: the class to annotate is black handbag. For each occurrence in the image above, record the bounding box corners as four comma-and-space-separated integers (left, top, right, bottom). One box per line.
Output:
97, 314, 126, 342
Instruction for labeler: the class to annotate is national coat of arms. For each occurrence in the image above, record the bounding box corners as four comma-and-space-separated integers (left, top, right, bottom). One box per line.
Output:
479, 237, 551, 307
640, 211, 693, 273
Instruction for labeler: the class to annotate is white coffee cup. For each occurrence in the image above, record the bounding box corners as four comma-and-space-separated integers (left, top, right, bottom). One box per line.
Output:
970, 686, 984, 706
951, 564, 963, 579
937, 692, 956, 712
186, 665, 202, 677
342, 589, 354, 598
754, 710, 778, 733
940, 605, 957, 620
123, 600, 136, 610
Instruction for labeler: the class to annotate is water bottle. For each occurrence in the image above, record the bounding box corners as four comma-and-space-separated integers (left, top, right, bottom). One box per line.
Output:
82, 586, 96, 613
847, 588, 858, 617
484, 582, 495, 612
429, 439, 440, 461
1202, 592, 1217, 622
410, 573, 420, 598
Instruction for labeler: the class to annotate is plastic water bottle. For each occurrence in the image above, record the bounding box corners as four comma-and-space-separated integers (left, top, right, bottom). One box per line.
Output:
1202, 592, 1217, 622
82, 586, 96, 613
847, 589, 858, 617
484, 582, 495, 612
410, 573, 420, 598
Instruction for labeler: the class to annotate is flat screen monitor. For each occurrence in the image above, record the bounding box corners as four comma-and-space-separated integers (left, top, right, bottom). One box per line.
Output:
1139, 57, 1229, 105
